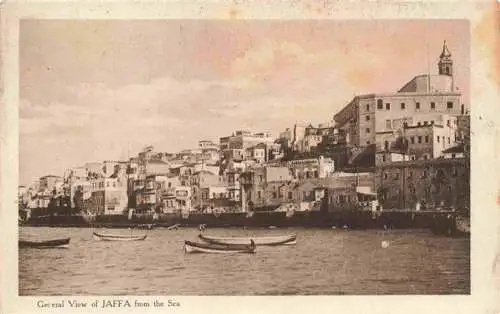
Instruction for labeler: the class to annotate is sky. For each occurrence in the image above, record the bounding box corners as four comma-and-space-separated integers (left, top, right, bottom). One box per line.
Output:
19, 19, 470, 185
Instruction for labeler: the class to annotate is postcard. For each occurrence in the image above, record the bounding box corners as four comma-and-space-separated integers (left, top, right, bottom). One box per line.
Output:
1, 1, 499, 314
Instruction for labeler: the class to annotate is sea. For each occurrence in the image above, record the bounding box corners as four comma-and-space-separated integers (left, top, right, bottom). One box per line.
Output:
18, 227, 470, 295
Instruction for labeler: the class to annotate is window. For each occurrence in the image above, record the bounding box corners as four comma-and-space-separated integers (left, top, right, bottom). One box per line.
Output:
273, 192, 277, 198
366, 104, 370, 111
288, 192, 293, 199
452, 153, 456, 158
401, 102, 405, 109
377, 99, 383, 109
384, 140, 389, 151
425, 135, 429, 143
410, 137, 415, 144
366, 128, 370, 133
447, 120, 450, 126
416, 102, 421, 110
423, 155, 429, 160
366, 141, 371, 145
424, 121, 428, 126
394, 173, 399, 180
422, 170, 427, 178
303, 191, 307, 199
386, 120, 392, 129
447, 101, 453, 109
448, 137, 451, 144
386, 103, 391, 110
431, 102, 436, 109
417, 122, 421, 126
437, 136, 440, 143
382, 155, 386, 162
257, 191, 262, 199
452, 168, 458, 176
383, 173, 388, 180
418, 136, 422, 143
365, 115, 370, 121
408, 171, 413, 178
431, 120, 434, 125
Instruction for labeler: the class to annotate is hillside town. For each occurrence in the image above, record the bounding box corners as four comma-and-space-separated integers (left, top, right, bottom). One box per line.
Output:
18, 41, 470, 220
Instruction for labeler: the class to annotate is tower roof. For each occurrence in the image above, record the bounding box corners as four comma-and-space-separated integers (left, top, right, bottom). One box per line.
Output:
440, 40, 451, 58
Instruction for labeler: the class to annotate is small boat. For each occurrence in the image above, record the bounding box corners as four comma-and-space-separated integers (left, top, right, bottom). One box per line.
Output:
92, 231, 147, 241
199, 233, 296, 246
184, 240, 256, 254
166, 223, 181, 230
19, 237, 70, 249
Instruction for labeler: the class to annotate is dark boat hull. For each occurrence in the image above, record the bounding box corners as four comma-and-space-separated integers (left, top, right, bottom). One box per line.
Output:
199, 233, 297, 246
19, 237, 70, 248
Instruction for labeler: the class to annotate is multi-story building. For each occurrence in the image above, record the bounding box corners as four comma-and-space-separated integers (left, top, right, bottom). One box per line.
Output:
198, 140, 219, 151
226, 171, 241, 202
375, 157, 469, 210
375, 114, 460, 161
276, 156, 335, 180
84, 162, 104, 178
191, 170, 226, 209
334, 41, 466, 151
85, 176, 128, 215
240, 166, 293, 210
102, 160, 129, 177
220, 130, 275, 149
39, 175, 63, 192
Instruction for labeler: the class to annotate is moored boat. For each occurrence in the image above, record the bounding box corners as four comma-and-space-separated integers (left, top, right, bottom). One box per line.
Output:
198, 233, 296, 246
184, 240, 256, 254
19, 237, 70, 248
166, 223, 181, 230
92, 231, 147, 241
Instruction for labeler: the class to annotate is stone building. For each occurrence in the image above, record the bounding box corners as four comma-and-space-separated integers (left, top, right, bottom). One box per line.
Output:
375, 116, 460, 162
375, 157, 469, 210
220, 130, 275, 150
240, 166, 293, 210
333, 41, 466, 149
84, 176, 128, 215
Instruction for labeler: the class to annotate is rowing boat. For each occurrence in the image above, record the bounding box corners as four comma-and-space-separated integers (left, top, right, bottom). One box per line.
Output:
166, 223, 181, 230
19, 237, 70, 248
184, 240, 256, 254
92, 231, 147, 241
198, 233, 296, 246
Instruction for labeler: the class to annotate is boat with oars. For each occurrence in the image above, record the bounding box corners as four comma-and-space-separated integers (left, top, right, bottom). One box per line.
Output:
92, 231, 147, 241
19, 237, 71, 249
184, 240, 256, 254
199, 233, 296, 246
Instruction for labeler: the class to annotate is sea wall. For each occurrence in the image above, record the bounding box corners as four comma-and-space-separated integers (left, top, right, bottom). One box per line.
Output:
21, 210, 466, 236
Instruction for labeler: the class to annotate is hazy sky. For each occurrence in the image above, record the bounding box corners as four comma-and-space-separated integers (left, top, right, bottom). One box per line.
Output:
20, 19, 470, 185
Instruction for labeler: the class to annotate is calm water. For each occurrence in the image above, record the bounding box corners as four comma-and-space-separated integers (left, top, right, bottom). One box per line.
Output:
19, 227, 469, 295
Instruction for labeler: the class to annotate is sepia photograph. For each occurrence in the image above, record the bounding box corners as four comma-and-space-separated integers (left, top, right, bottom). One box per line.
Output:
16, 18, 473, 296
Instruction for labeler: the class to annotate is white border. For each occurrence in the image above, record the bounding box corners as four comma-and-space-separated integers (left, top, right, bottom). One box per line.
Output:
1, 1, 499, 314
